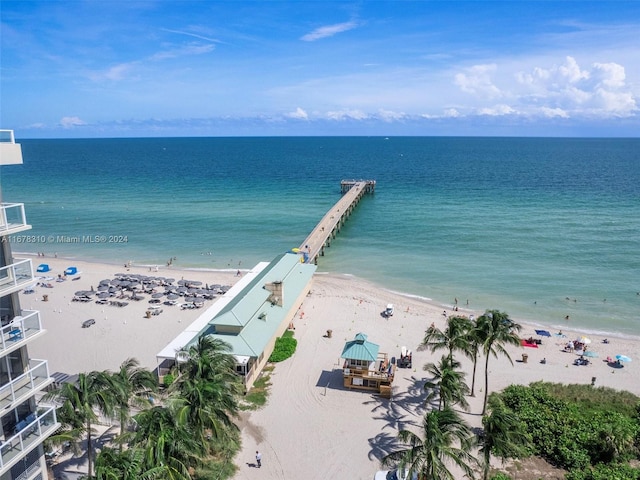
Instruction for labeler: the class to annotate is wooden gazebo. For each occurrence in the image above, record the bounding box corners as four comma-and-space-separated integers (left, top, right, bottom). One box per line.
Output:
341, 333, 395, 398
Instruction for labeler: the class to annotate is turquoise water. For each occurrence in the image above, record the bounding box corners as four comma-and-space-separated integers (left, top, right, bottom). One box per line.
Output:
1, 137, 639, 336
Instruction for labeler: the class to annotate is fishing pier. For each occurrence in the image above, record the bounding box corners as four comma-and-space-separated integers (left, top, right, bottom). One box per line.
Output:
299, 180, 375, 264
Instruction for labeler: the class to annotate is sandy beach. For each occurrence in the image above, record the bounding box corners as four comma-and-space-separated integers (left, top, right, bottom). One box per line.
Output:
21, 254, 640, 480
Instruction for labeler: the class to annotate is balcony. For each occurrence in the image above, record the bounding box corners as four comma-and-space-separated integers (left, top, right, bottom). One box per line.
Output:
0, 360, 52, 411
0, 130, 23, 166
0, 406, 59, 471
0, 310, 45, 356
0, 259, 34, 297
0, 204, 31, 236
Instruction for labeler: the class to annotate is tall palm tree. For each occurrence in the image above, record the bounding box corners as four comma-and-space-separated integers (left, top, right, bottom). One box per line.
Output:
423, 355, 470, 411
421, 316, 473, 363
465, 319, 482, 397
476, 310, 522, 414
45, 371, 117, 479
170, 335, 242, 447
110, 358, 158, 450
479, 393, 530, 480
383, 408, 477, 480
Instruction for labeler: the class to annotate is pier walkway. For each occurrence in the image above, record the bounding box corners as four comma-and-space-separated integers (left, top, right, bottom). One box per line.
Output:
299, 180, 375, 264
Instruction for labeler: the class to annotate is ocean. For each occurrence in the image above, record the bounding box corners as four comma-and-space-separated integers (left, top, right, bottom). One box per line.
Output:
1, 137, 639, 336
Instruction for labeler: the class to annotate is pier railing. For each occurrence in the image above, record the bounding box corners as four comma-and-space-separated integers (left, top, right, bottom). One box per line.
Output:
299, 180, 375, 264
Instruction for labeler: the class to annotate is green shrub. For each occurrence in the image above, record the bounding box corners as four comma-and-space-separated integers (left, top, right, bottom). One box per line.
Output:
490, 474, 513, 480
162, 373, 174, 387
268, 331, 297, 362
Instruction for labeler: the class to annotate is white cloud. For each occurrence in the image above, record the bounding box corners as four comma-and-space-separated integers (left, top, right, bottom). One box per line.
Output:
515, 56, 638, 117
60, 116, 86, 128
454, 64, 502, 99
592, 62, 626, 88
377, 109, 406, 122
539, 107, 570, 118
325, 109, 368, 121
301, 21, 358, 41
88, 62, 136, 82
477, 104, 516, 116
286, 107, 309, 120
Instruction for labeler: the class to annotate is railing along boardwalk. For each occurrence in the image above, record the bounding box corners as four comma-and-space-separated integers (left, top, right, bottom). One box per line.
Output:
299, 180, 375, 264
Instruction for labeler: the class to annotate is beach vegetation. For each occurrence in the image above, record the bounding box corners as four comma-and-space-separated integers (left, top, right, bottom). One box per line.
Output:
383, 407, 477, 480
421, 315, 473, 364
475, 310, 522, 415
53, 337, 244, 480
240, 365, 273, 410
269, 330, 297, 362
45, 371, 117, 479
163, 373, 175, 387
109, 357, 158, 451
493, 383, 640, 478
423, 354, 470, 411
480, 393, 531, 480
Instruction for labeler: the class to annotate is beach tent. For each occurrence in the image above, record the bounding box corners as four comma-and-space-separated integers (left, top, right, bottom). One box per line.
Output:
36, 264, 50, 273
65, 266, 78, 275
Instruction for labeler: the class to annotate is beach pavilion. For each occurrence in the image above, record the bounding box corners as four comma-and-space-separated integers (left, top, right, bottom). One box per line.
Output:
341, 332, 395, 398
156, 253, 316, 391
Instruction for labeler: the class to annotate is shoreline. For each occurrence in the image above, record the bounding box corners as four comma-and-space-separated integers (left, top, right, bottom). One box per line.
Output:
20, 250, 640, 341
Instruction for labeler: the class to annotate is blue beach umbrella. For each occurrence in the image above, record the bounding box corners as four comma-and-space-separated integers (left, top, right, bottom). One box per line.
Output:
616, 355, 632, 363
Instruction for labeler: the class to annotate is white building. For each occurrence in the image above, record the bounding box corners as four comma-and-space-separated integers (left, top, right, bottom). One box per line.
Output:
0, 130, 59, 480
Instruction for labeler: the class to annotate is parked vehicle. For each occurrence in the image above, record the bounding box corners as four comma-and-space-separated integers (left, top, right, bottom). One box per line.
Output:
384, 304, 394, 317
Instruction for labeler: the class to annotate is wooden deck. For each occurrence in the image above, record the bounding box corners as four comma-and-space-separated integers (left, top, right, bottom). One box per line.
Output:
299, 180, 375, 264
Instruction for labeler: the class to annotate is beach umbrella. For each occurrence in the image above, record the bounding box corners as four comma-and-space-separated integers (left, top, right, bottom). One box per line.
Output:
583, 350, 599, 358
535, 329, 551, 337
152, 292, 164, 298
98, 292, 110, 298
616, 355, 632, 363
167, 293, 179, 300
188, 280, 203, 286
580, 336, 592, 344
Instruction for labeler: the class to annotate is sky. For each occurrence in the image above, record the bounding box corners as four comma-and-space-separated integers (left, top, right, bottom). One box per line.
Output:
1, 1, 639, 138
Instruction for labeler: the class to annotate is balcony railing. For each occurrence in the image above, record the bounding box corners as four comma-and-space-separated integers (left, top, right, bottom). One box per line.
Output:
0, 360, 52, 411
0, 405, 59, 470
0, 310, 44, 356
0, 259, 34, 296
0, 203, 30, 235
0, 130, 23, 166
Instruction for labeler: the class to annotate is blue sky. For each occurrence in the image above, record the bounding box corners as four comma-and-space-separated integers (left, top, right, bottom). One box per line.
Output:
2, 1, 639, 138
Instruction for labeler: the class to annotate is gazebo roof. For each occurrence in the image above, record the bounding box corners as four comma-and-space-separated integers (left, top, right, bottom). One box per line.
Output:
341, 333, 379, 362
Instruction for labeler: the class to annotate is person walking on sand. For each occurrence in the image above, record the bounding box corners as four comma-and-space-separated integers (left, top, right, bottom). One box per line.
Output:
256, 450, 262, 468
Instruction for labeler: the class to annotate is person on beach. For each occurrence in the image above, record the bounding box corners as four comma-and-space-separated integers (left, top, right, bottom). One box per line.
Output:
255, 451, 262, 468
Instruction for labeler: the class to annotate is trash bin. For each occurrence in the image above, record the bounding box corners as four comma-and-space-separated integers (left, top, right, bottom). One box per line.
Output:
522, 353, 528, 363
326, 329, 332, 338
42, 294, 49, 302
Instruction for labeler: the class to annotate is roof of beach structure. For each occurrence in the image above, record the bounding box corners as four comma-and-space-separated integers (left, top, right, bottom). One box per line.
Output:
156, 252, 316, 362
341, 333, 380, 362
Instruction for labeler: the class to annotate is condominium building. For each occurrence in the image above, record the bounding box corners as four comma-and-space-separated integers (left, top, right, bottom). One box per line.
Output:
0, 130, 58, 480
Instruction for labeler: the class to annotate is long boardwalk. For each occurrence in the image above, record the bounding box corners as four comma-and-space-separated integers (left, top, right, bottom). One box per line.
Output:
299, 180, 375, 264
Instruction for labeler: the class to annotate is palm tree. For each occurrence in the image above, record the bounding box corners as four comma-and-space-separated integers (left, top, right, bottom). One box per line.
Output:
423, 355, 470, 411
476, 310, 522, 415
465, 319, 482, 397
383, 408, 477, 480
110, 358, 158, 450
479, 393, 530, 480
95, 445, 192, 480
130, 405, 198, 478
421, 316, 473, 363
170, 335, 242, 446
45, 371, 117, 479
